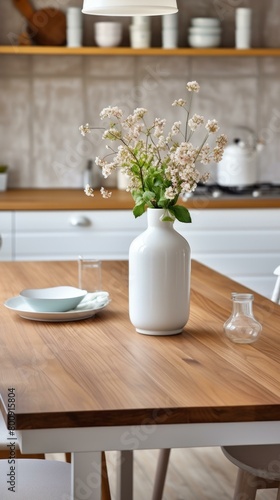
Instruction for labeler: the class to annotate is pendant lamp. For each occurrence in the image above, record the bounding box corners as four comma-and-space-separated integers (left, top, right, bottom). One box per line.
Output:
82, 0, 178, 16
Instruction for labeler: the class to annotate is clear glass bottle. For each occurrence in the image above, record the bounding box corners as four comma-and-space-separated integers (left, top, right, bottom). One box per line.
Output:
223, 293, 262, 344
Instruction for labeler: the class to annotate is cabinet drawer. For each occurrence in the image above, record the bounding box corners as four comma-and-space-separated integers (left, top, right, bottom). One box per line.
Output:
14, 211, 146, 261
15, 210, 147, 232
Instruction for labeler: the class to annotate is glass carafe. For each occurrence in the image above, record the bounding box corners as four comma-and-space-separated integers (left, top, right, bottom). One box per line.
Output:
223, 293, 262, 344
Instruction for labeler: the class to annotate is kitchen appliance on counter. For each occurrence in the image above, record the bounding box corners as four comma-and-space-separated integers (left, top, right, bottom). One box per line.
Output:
182, 182, 280, 200
217, 126, 264, 187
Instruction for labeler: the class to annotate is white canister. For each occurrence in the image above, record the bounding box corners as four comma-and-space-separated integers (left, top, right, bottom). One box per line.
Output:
235, 8, 251, 48
129, 25, 151, 48
132, 16, 151, 28
162, 28, 178, 48
162, 13, 178, 29
67, 28, 83, 47
236, 8, 252, 28
66, 7, 82, 28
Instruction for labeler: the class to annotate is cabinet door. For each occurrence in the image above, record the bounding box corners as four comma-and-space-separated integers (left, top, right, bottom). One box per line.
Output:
15, 210, 146, 261
176, 209, 280, 299
0, 212, 13, 261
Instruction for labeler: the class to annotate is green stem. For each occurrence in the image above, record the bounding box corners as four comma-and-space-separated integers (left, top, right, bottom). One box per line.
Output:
194, 132, 210, 162
184, 94, 193, 142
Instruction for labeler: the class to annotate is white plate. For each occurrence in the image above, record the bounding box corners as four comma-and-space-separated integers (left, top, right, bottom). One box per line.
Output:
4, 292, 110, 322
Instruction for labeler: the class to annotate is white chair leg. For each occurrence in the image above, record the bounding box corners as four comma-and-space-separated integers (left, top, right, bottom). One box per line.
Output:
233, 469, 258, 500
152, 449, 171, 500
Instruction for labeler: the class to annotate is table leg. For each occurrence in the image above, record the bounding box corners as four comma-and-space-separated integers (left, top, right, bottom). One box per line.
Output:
116, 450, 133, 500
152, 449, 171, 500
71, 451, 102, 500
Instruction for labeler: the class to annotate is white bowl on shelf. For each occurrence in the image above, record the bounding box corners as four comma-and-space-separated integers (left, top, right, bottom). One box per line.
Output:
94, 22, 122, 47
188, 26, 221, 35
191, 17, 221, 28
188, 32, 221, 48
20, 286, 87, 312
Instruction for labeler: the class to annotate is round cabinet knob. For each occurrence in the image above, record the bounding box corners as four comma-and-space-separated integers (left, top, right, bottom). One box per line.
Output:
69, 215, 91, 227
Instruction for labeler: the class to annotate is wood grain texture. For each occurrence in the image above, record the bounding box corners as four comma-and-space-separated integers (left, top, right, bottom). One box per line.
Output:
0, 260, 280, 430
0, 189, 279, 210
1, 46, 280, 56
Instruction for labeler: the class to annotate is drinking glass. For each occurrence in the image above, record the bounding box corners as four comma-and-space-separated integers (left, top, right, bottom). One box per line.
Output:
78, 257, 102, 292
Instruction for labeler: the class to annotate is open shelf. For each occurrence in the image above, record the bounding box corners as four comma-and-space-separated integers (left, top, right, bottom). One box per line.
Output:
1, 46, 280, 56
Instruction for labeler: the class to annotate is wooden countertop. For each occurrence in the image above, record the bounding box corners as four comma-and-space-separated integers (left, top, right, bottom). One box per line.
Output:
0, 260, 280, 430
0, 189, 279, 210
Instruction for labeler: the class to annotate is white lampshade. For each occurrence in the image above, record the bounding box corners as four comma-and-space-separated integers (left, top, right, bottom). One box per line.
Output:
82, 0, 178, 16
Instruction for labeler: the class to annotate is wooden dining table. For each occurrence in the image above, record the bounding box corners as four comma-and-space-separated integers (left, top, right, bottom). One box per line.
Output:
0, 259, 280, 500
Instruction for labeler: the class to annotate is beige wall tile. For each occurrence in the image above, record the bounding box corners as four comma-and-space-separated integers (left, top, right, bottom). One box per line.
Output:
85, 56, 135, 77
260, 57, 280, 75
0, 55, 31, 76
32, 56, 83, 76
32, 77, 84, 187
0, 77, 32, 187
191, 57, 259, 77
258, 78, 280, 183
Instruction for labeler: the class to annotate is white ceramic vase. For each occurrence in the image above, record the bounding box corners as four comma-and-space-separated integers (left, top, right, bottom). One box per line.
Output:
129, 208, 191, 335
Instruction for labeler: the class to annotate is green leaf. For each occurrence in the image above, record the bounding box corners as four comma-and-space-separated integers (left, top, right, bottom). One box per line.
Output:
132, 191, 144, 206
133, 203, 146, 218
143, 191, 156, 203
169, 205, 192, 223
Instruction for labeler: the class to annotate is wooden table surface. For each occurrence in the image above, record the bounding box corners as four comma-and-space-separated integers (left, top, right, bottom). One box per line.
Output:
0, 260, 280, 432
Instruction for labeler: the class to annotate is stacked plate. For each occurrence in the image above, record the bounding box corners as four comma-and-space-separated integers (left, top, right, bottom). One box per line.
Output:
188, 17, 221, 48
4, 286, 110, 322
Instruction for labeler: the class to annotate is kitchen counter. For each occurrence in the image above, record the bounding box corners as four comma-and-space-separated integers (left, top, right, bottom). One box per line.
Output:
0, 189, 279, 210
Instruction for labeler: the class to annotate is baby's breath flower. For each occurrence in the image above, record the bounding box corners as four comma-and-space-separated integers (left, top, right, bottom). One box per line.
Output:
216, 134, 228, 147
206, 119, 219, 134
188, 114, 205, 132
103, 128, 122, 141
165, 186, 178, 200
84, 184, 94, 197
199, 144, 212, 165
172, 98, 186, 107
100, 106, 123, 120
212, 146, 225, 162
154, 118, 166, 138
79, 123, 91, 136
157, 135, 167, 149
133, 108, 148, 119
95, 157, 107, 168
102, 162, 116, 178
100, 187, 112, 198
186, 81, 200, 93
171, 121, 181, 136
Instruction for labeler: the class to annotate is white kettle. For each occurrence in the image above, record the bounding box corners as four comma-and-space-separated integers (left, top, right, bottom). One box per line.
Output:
217, 136, 263, 187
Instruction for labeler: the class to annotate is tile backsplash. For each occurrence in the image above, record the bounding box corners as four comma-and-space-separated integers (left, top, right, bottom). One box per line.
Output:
0, 0, 280, 188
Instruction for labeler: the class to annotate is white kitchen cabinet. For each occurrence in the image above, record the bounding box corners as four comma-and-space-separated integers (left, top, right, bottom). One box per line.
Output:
9, 208, 280, 299
176, 209, 280, 300
0, 212, 13, 260
14, 210, 146, 261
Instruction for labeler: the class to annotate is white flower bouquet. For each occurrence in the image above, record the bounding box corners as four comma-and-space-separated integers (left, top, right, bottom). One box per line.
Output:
80, 81, 227, 223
